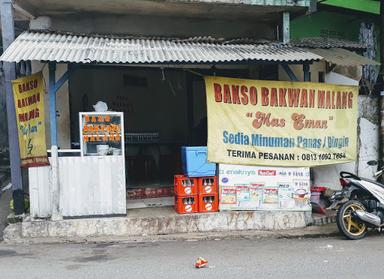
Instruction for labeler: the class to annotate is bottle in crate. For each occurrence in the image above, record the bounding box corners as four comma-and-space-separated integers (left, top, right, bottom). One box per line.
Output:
198, 193, 219, 213
198, 176, 218, 195
174, 175, 197, 196
174, 195, 198, 214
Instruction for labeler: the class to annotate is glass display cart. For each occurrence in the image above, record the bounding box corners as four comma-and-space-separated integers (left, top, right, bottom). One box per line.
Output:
79, 112, 125, 157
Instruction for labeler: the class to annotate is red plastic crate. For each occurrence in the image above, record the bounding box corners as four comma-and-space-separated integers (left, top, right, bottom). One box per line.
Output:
174, 195, 198, 214
198, 193, 219, 213
197, 176, 218, 195
174, 175, 198, 196
311, 186, 328, 193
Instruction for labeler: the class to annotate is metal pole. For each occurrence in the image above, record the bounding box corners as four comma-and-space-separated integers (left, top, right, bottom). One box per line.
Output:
308, 0, 317, 14
50, 145, 60, 219
49, 62, 57, 146
48, 62, 61, 220
282, 12, 290, 44
380, 0, 384, 166
0, 0, 24, 215
303, 63, 311, 82
281, 64, 299, 82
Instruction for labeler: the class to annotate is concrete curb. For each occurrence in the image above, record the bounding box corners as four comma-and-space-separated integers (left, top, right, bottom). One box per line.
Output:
313, 215, 337, 226
312, 212, 337, 226
1, 209, 340, 244
2, 222, 340, 244
10, 210, 312, 239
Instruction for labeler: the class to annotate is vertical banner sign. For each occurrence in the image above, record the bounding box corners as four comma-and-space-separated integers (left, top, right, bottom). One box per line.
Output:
205, 76, 358, 167
12, 72, 49, 167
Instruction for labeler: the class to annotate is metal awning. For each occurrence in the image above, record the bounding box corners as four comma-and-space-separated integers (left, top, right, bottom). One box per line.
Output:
307, 48, 380, 66
292, 37, 366, 50
0, 31, 321, 64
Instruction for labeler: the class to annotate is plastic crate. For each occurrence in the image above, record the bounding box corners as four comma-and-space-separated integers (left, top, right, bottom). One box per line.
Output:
310, 192, 321, 204
197, 176, 218, 195
174, 175, 198, 196
311, 186, 328, 193
174, 195, 198, 214
198, 193, 219, 213
181, 146, 216, 177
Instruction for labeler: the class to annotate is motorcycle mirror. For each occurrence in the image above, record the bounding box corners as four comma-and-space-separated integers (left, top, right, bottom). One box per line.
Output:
367, 160, 378, 166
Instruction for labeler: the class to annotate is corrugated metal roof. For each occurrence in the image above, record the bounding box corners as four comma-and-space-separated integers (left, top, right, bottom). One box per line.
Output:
307, 48, 380, 66
292, 37, 365, 50
0, 31, 321, 64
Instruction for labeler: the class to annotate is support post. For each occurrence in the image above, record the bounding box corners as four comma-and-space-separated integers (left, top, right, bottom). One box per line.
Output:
282, 12, 290, 44
50, 145, 60, 219
281, 64, 298, 81
0, 0, 24, 215
303, 63, 311, 82
49, 62, 57, 146
380, 0, 384, 167
48, 63, 72, 220
309, 0, 317, 14
48, 62, 60, 220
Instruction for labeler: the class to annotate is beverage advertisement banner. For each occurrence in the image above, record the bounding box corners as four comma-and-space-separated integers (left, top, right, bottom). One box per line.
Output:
12, 72, 49, 167
205, 76, 358, 167
219, 164, 311, 211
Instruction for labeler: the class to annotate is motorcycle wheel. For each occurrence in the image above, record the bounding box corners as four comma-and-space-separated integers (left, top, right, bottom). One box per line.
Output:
336, 200, 367, 240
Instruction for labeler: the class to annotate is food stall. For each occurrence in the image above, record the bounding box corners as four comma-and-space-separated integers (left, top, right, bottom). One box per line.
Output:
28, 111, 126, 218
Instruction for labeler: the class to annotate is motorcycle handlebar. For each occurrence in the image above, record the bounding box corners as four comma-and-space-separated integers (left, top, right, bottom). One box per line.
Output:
375, 169, 384, 178
340, 172, 361, 180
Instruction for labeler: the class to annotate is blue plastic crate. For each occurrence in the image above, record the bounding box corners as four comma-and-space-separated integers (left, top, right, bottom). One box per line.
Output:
181, 146, 216, 177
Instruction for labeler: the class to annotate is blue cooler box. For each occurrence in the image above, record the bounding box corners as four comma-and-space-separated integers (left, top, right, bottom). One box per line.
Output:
181, 146, 216, 177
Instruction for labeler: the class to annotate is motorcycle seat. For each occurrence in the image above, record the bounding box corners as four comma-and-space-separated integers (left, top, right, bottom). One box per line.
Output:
360, 177, 384, 188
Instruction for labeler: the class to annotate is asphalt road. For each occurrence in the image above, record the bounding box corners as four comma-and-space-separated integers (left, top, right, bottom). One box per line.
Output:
1, 235, 384, 279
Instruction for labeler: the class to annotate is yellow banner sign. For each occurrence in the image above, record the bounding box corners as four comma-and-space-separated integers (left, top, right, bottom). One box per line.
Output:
12, 72, 49, 167
205, 76, 358, 167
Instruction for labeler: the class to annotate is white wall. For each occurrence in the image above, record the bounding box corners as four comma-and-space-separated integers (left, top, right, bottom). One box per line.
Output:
357, 117, 379, 178
278, 61, 326, 83
279, 64, 379, 189
312, 96, 379, 189
319, 72, 378, 187
31, 62, 71, 149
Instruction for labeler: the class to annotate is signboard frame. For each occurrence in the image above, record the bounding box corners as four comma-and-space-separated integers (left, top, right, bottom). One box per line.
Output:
205, 76, 358, 167
219, 164, 311, 211
79, 111, 125, 157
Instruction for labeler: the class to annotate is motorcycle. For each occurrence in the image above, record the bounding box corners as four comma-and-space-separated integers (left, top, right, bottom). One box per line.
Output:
329, 160, 384, 240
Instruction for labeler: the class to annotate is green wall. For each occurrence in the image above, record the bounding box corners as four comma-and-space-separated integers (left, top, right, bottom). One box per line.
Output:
319, 0, 379, 15
291, 11, 377, 42
291, 11, 380, 60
